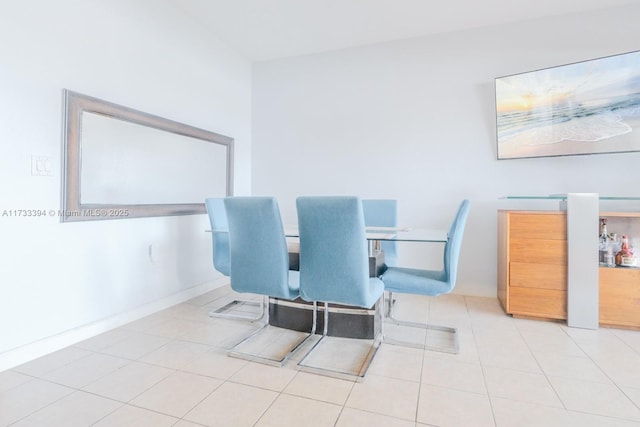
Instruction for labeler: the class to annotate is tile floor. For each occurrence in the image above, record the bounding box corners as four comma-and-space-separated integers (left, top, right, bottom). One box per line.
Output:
2, 285, 640, 426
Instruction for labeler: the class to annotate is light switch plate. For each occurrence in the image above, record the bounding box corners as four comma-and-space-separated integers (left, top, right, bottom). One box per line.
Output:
31, 155, 53, 176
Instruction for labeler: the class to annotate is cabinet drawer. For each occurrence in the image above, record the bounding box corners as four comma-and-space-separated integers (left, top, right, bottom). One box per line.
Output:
510, 238, 567, 265
510, 213, 566, 240
509, 287, 567, 319
600, 267, 640, 328
510, 262, 567, 290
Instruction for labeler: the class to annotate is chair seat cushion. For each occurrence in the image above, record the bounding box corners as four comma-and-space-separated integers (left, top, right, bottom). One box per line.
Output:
380, 267, 451, 296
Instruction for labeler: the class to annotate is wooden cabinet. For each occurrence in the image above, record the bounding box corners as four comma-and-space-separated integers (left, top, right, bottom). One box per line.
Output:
600, 267, 640, 328
498, 211, 567, 320
498, 210, 640, 328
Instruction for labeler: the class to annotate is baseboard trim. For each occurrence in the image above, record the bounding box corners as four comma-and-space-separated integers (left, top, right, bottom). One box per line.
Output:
0, 277, 229, 372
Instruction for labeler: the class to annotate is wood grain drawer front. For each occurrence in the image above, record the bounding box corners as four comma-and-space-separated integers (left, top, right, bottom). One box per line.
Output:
509, 213, 567, 240
510, 238, 567, 265
510, 262, 567, 290
599, 267, 640, 327
509, 287, 567, 319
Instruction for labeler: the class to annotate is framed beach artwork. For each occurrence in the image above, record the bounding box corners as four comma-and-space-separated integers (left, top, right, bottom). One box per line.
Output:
495, 50, 640, 159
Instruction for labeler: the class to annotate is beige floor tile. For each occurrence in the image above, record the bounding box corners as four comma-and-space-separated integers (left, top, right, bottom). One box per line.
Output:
491, 396, 572, 427
139, 340, 212, 370
10, 390, 121, 427
611, 328, 640, 355
181, 348, 248, 380
417, 384, 494, 427
549, 375, 640, 421
82, 360, 174, 402
74, 328, 134, 352
7, 289, 640, 427
369, 345, 424, 382
520, 328, 586, 357
0, 378, 74, 426
143, 317, 209, 339
535, 353, 611, 384
483, 366, 562, 407
346, 374, 419, 420
255, 394, 342, 427
12, 346, 93, 377
592, 354, 640, 389
622, 385, 640, 408
229, 361, 297, 391
513, 317, 566, 334
476, 343, 542, 374
566, 411, 640, 427
100, 331, 171, 360
130, 371, 222, 418
283, 371, 354, 405
180, 319, 258, 348
120, 312, 174, 333
186, 286, 232, 307
492, 396, 640, 427
41, 353, 130, 389
184, 381, 278, 426
336, 407, 416, 427
92, 404, 179, 427
0, 370, 31, 392
174, 420, 209, 427
422, 355, 486, 394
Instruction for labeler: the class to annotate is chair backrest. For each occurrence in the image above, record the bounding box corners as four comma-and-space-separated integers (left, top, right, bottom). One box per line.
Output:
362, 199, 398, 266
296, 196, 377, 307
224, 197, 294, 299
205, 198, 230, 276
444, 199, 470, 288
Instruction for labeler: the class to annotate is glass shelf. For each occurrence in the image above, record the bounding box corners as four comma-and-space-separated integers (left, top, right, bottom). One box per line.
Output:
502, 194, 640, 201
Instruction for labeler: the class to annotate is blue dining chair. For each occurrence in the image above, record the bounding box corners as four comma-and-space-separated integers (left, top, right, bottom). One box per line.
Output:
296, 196, 385, 380
362, 199, 398, 267
204, 198, 230, 276
223, 196, 315, 366
380, 199, 470, 354
206, 198, 263, 321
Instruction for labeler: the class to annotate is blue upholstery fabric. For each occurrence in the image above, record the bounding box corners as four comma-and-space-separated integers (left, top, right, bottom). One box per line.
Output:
224, 197, 300, 300
380, 200, 470, 296
205, 198, 230, 276
296, 196, 384, 309
362, 199, 398, 267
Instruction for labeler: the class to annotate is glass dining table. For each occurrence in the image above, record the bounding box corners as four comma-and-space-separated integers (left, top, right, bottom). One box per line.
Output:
208, 226, 448, 338
284, 225, 448, 257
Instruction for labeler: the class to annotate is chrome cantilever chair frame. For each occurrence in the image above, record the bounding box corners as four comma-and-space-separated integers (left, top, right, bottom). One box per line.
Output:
228, 299, 317, 367
296, 196, 385, 381
384, 292, 458, 354
205, 197, 264, 322
380, 199, 470, 354
297, 300, 383, 382
223, 196, 315, 367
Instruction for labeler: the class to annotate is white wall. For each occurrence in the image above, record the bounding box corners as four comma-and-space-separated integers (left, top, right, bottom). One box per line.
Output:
0, 0, 251, 369
252, 4, 640, 297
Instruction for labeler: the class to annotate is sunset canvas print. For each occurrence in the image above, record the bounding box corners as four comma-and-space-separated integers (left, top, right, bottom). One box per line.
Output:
496, 50, 640, 159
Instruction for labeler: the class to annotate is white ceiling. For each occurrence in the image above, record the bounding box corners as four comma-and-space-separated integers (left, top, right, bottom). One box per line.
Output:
171, 0, 640, 61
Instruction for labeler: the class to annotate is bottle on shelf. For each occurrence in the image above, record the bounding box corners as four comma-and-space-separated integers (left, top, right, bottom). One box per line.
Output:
615, 234, 637, 267
599, 218, 614, 267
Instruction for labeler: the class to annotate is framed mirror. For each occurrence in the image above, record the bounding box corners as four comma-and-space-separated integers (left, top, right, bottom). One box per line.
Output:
61, 89, 234, 222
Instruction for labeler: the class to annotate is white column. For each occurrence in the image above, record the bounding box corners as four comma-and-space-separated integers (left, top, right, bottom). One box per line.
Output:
566, 193, 599, 329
